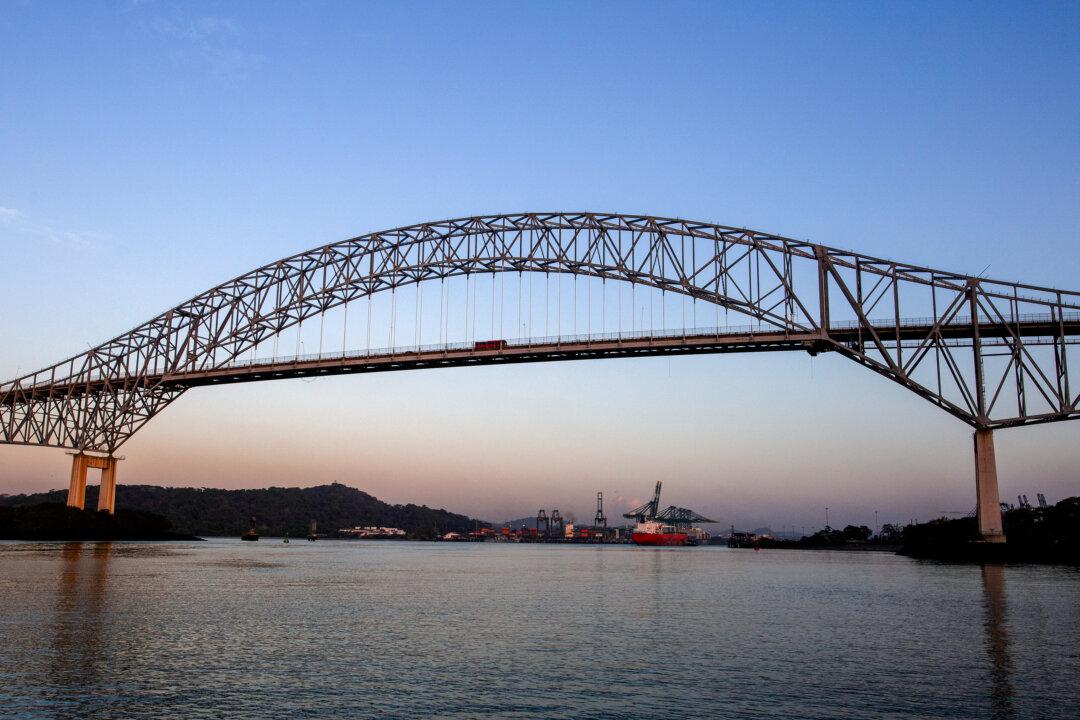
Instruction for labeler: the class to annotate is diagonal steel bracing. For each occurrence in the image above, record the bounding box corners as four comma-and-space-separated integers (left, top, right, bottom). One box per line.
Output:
2, 212, 1079, 452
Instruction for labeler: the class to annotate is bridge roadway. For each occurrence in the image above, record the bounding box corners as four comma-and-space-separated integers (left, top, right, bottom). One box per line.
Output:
160, 314, 1080, 389
5, 315, 1077, 398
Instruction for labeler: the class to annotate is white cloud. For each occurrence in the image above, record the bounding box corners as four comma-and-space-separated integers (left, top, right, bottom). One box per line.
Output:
146, 13, 265, 82
194, 16, 241, 37
0, 206, 107, 250
150, 14, 241, 41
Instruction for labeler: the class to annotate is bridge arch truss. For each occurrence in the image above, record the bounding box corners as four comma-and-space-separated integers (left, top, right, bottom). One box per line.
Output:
2, 212, 1079, 456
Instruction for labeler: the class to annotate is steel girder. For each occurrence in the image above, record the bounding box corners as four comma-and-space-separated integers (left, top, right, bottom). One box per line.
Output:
2, 212, 1078, 452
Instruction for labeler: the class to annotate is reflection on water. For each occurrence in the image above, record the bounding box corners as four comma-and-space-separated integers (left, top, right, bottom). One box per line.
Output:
49, 543, 113, 711
981, 564, 1013, 720
0, 541, 1077, 719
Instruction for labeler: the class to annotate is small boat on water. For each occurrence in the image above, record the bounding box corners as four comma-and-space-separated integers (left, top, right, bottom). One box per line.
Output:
339, 526, 407, 539
283, 531, 290, 544
307, 520, 318, 542
241, 516, 259, 542
727, 531, 758, 549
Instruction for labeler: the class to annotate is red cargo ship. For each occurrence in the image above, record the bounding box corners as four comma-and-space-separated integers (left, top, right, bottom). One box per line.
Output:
625, 482, 714, 546
631, 520, 691, 546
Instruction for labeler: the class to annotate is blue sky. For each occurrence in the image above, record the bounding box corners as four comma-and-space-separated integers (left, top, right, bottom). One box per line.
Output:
1, 1, 1078, 528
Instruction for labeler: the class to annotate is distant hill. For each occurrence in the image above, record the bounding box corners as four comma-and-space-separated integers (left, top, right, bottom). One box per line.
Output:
504, 516, 542, 530
0, 483, 482, 538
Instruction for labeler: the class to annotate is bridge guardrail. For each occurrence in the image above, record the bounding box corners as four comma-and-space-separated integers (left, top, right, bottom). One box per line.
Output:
5, 311, 1079, 390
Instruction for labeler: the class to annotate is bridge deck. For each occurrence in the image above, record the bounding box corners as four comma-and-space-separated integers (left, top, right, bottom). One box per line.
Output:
163, 317, 1080, 388
165, 330, 821, 388
4, 317, 1079, 398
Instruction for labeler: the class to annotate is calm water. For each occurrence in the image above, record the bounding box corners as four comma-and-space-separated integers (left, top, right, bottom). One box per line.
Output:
0, 540, 1077, 719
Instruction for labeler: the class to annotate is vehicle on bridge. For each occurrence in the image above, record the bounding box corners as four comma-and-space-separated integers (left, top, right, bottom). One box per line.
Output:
473, 339, 508, 351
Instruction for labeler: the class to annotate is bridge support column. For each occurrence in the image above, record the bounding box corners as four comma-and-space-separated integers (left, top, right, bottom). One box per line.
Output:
66, 453, 120, 514
67, 453, 89, 509
97, 457, 118, 514
974, 429, 1006, 543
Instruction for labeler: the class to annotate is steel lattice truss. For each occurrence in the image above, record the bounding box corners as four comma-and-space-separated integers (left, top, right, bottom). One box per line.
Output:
2, 212, 1079, 452
654, 506, 717, 525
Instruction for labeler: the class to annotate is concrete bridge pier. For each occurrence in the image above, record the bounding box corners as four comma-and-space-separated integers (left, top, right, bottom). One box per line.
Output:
66, 453, 120, 514
974, 429, 1006, 543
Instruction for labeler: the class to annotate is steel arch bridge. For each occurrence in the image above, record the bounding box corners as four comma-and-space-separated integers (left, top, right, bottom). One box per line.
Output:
3, 212, 1079, 538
